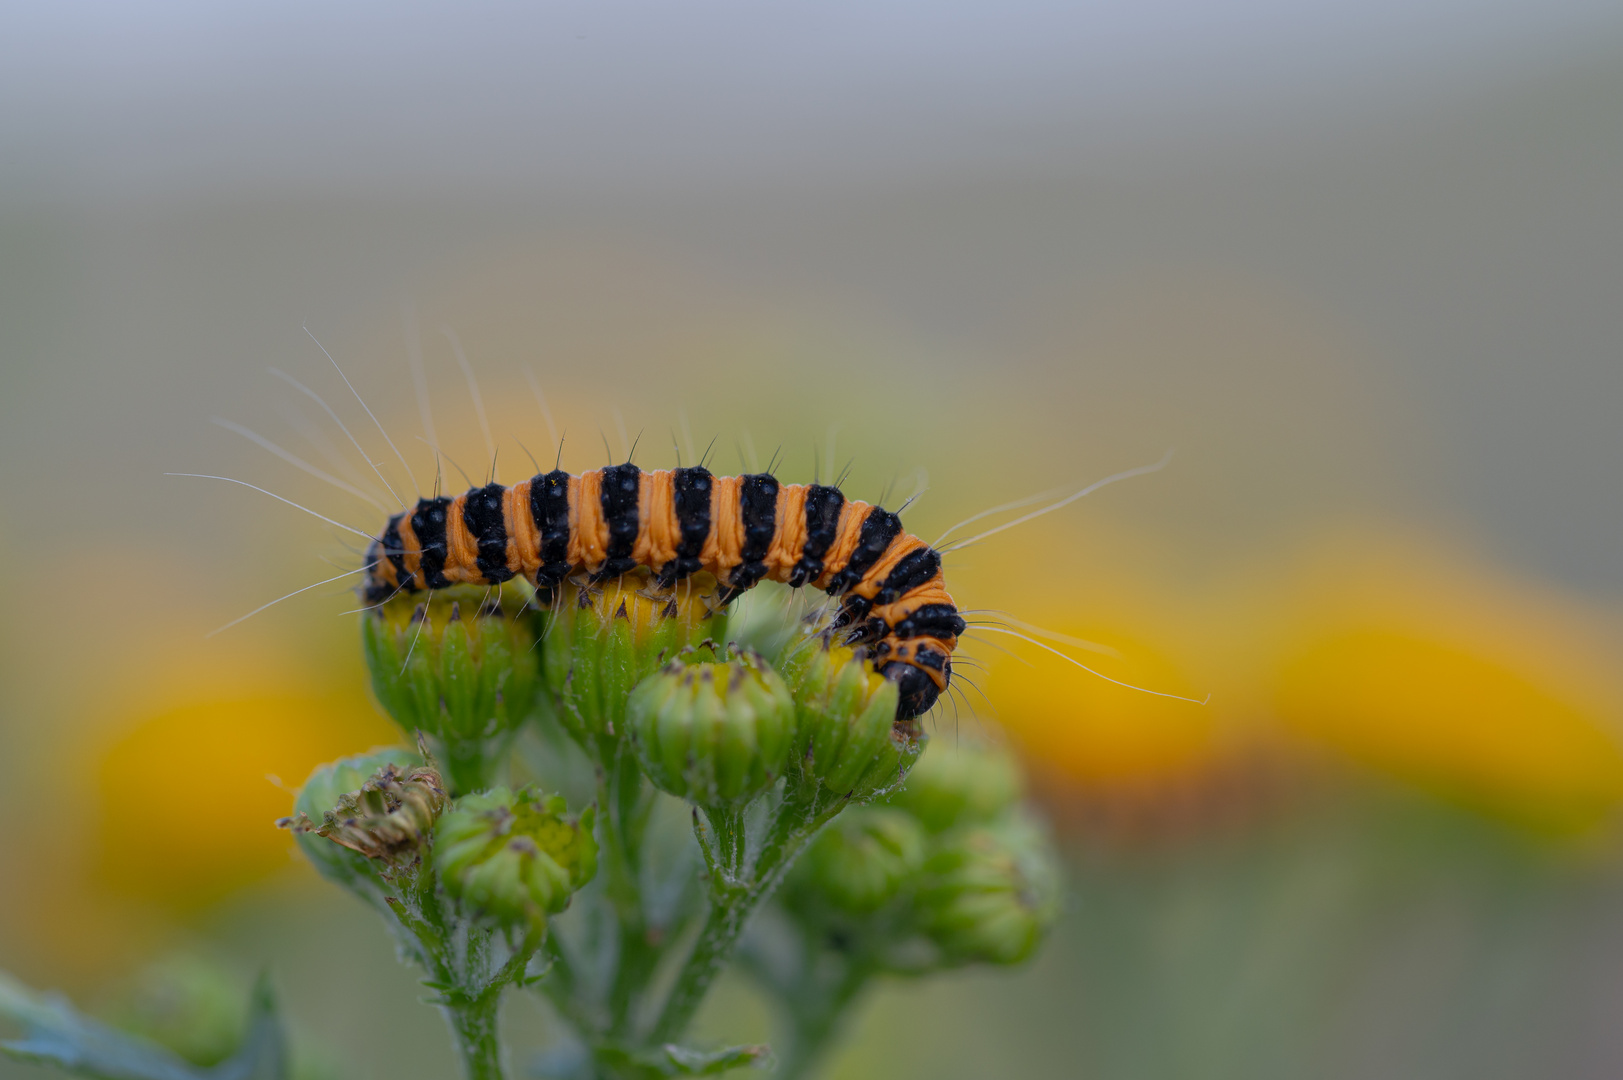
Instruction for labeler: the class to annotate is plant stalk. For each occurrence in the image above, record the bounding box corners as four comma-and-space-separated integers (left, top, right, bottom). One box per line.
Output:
651, 781, 846, 1042
601, 746, 658, 1038
443, 994, 506, 1080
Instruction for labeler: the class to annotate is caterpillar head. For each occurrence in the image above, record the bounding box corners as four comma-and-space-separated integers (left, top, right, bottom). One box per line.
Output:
881, 659, 946, 719
872, 635, 953, 719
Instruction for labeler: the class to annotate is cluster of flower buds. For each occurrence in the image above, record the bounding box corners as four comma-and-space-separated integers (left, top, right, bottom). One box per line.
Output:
785, 739, 1060, 968
280, 750, 447, 891
626, 653, 796, 808
778, 637, 923, 800
434, 787, 598, 933
902, 742, 1059, 966
343, 555, 1059, 987
914, 813, 1060, 966
796, 807, 926, 913
362, 585, 541, 792
538, 571, 726, 758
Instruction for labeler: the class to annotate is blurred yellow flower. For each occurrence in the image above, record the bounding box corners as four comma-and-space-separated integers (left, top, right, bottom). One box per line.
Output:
1276, 628, 1623, 829
959, 522, 1239, 789
1269, 528, 1623, 831
96, 690, 395, 908
57, 557, 404, 909
988, 626, 1220, 784
959, 516, 1623, 833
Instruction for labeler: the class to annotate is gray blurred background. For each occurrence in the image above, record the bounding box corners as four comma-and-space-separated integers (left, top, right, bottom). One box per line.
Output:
4, 3, 1623, 1078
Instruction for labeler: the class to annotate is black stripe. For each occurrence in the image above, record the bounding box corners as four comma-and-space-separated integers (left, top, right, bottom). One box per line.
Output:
833, 594, 872, 628
658, 466, 712, 584
363, 535, 398, 605
825, 507, 902, 595
672, 467, 713, 558
727, 472, 779, 594
595, 464, 641, 579
891, 603, 966, 640
875, 546, 939, 605
530, 471, 573, 587
913, 645, 948, 672
789, 484, 844, 588
410, 496, 453, 589
738, 473, 778, 563
463, 483, 515, 584
381, 515, 412, 590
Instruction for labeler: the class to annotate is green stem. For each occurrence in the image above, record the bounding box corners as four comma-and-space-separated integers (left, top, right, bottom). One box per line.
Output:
442, 994, 506, 1080
651, 782, 846, 1043
701, 805, 748, 882
383, 869, 537, 1080
649, 884, 747, 1045
601, 746, 658, 1038
384, 865, 452, 980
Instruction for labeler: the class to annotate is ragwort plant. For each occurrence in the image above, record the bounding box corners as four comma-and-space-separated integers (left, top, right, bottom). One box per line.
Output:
0, 573, 1059, 1080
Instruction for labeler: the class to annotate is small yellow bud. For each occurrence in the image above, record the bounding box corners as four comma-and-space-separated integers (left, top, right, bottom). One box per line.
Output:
780, 638, 923, 799
540, 570, 726, 758
362, 585, 540, 793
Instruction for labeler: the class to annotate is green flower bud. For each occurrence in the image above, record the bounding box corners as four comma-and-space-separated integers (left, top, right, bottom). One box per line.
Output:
887, 739, 1023, 833
280, 749, 446, 894
796, 807, 927, 913
780, 639, 924, 799
362, 584, 541, 793
916, 815, 1062, 966
540, 570, 726, 758
434, 787, 598, 933
626, 654, 796, 807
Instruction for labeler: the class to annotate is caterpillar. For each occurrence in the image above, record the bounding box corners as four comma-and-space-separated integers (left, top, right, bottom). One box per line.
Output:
364, 465, 967, 719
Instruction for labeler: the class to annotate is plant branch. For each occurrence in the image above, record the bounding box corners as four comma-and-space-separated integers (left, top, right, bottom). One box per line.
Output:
650, 780, 847, 1043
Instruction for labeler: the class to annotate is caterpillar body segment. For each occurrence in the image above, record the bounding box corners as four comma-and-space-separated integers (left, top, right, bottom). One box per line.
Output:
364, 466, 966, 718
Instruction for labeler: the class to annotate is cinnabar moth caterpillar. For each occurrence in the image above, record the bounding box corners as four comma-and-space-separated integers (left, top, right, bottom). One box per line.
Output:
364, 465, 966, 718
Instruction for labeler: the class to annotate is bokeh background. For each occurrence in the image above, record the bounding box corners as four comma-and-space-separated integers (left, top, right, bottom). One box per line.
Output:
5, 2, 1623, 1076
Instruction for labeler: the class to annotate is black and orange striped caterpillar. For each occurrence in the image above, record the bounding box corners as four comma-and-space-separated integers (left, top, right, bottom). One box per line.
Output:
364, 465, 966, 718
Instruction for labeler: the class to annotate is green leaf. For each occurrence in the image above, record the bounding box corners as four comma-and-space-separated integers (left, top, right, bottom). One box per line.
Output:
0, 971, 288, 1080
595, 1042, 770, 1077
